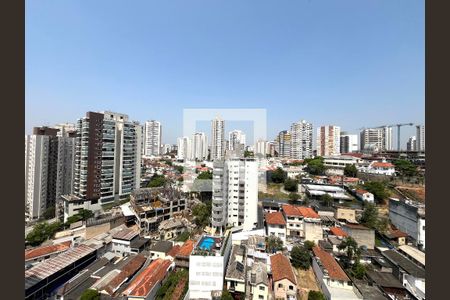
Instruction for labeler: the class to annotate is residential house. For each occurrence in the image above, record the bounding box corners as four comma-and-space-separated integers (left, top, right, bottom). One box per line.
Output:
111, 228, 150, 255
282, 205, 322, 243
150, 241, 174, 259
354, 189, 374, 203
265, 212, 287, 244
225, 245, 247, 295
342, 224, 375, 249
247, 262, 269, 300
270, 253, 297, 300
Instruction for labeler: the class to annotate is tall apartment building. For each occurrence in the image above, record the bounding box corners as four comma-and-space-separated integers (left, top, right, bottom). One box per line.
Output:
162, 144, 172, 155
290, 120, 313, 159
211, 158, 258, 234
177, 137, 191, 161
275, 131, 291, 158
72, 111, 142, 204
191, 132, 208, 161
25, 127, 75, 221
316, 125, 341, 156
340, 132, 359, 153
211, 117, 225, 161
416, 125, 425, 152
228, 130, 246, 151
255, 139, 268, 157
144, 120, 162, 157
407, 136, 417, 151
360, 127, 392, 152
54, 123, 76, 137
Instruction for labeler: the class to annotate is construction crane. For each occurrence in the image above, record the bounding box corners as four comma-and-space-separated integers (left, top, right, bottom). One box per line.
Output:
359, 123, 414, 151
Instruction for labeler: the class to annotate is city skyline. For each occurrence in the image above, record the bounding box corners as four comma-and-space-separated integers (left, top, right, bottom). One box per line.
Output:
26, 1, 424, 145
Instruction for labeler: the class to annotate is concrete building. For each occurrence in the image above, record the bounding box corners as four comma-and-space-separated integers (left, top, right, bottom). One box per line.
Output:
229, 130, 246, 151
355, 189, 374, 203
247, 262, 269, 300
312, 246, 360, 300
275, 130, 291, 158
150, 241, 174, 259
360, 127, 393, 152
111, 228, 149, 255
407, 136, 417, 151
54, 123, 76, 137
389, 198, 425, 250
211, 117, 225, 160
270, 253, 297, 300
191, 132, 208, 161
211, 158, 259, 233
25, 126, 76, 221
335, 207, 357, 222
255, 139, 268, 157
282, 205, 321, 242
225, 244, 247, 294
340, 133, 359, 153
290, 120, 313, 159
323, 155, 362, 176
71, 111, 142, 206
177, 136, 191, 161
265, 212, 287, 244
342, 224, 375, 249
416, 125, 425, 152
189, 233, 233, 299
144, 120, 162, 157
317, 125, 341, 156
162, 143, 172, 155
358, 160, 396, 176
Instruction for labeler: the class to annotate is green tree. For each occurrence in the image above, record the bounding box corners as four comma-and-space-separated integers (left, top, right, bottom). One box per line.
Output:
338, 237, 360, 261
42, 207, 55, 220
393, 159, 419, 178
266, 236, 283, 253
344, 164, 358, 177
175, 165, 184, 174
284, 178, 298, 192
271, 167, 287, 183
288, 193, 300, 204
78, 209, 94, 220
244, 150, 254, 158
80, 289, 100, 300
291, 245, 311, 269
359, 202, 379, 229
363, 181, 389, 203
304, 157, 325, 175
26, 221, 63, 246
320, 194, 333, 207
148, 174, 167, 187
308, 291, 326, 300
192, 201, 212, 227
197, 171, 213, 180
221, 290, 234, 300
303, 240, 315, 251
352, 261, 366, 279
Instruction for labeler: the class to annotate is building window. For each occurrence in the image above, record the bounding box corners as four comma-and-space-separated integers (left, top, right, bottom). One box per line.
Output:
259, 286, 265, 291
259, 296, 264, 300
278, 283, 283, 288
289, 285, 294, 290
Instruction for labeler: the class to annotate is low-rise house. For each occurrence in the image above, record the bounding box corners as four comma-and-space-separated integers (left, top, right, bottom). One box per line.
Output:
270, 253, 297, 300
335, 207, 356, 222
174, 239, 195, 268
365, 269, 408, 300
358, 161, 395, 176
158, 218, 185, 240
282, 204, 321, 242
397, 245, 425, 269
111, 228, 150, 255
382, 249, 425, 300
25, 241, 72, 266
247, 262, 269, 300
383, 228, 408, 246
311, 246, 360, 300
225, 245, 247, 295
342, 223, 375, 249
150, 241, 174, 259
123, 258, 174, 300
265, 212, 287, 244
354, 189, 374, 203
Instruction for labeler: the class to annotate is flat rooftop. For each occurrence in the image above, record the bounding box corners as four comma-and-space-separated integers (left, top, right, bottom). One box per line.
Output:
112, 228, 139, 241
193, 235, 224, 255
398, 245, 425, 267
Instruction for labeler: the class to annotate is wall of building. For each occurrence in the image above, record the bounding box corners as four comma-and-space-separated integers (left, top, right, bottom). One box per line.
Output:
251, 283, 268, 300
189, 255, 225, 299
344, 227, 375, 249
267, 224, 286, 244
389, 199, 419, 243
304, 222, 323, 244
335, 208, 356, 222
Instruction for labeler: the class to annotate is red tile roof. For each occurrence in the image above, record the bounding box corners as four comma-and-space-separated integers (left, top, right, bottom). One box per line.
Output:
282, 205, 320, 219
124, 258, 172, 297
386, 229, 409, 239
25, 241, 72, 261
341, 153, 363, 158
344, 223, 371, 230
167, 245, 181, 257
176, 240, 195, 257
270, 253, 297, 284
104, 254, 147, 295
355, 189, 370, 195
312, 246, 350, 281
329, 227, 348, 237
265, 212, 286, 225
371, 162, 394, 168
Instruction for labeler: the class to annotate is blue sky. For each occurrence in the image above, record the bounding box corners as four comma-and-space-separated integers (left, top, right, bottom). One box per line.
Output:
26, 0, 424, 147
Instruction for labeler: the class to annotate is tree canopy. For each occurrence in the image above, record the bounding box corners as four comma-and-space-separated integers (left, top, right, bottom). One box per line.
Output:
26, 221, 63, 246
304, 157, 325, 175
148, 174, 167, 188
344, 164, 358, 177
192, 201, 212, 227
284, 178, 298, 192
338, 237, 360, 262
393, 159, 419, 178
266, 236, 283, 253
291, 245, 311, 270
320, 194, 333, 207
363, 181, 389, 203
288, 192, 300, 204
271, 167, 287, 183
308, 291, 326, 300
80, 289, 100, 300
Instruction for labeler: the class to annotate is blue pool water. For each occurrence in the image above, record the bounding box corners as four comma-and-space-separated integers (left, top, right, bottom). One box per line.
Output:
199, 237, 215, 251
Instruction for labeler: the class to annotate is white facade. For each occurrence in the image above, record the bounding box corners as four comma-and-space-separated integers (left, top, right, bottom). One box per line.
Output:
191, 132, 208, 161
211, 117, 225, 160
407, 136, 417, 151
25, 135, 49, 221
317, 125, 341, 156
144, 120, 162, 156
162, 143, 172, 155
177, 136, 191, 160
54, 123, 76, 137
360, 127, 393, 152
211, 158, 259, 233
416, 125, 425, 151
229, 130, 246, 151
255, 139, 268, 157
290, 120, 313, 159
267, 224, 286, 244
340, 133, 358, 153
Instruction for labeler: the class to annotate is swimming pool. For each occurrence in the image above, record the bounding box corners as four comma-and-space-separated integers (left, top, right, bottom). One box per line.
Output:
199, 237, 215, 251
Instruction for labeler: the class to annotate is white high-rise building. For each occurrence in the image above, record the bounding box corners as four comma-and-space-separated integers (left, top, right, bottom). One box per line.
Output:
340, 133, 359, 153
162, 144, 172, 155
416, 125, 425, 151
211, 117, 225, 161
228, 130, 246, 151
177, 136, 191, 161
360, 127, 393, 152
317, 125, 341, 156
255, 139, 268, 156
211, 158, 258, 233
290, 120, 313, 159
54, 123, 76, 137
72, 111, 142, 204
191, 132, 208, 161
407, 136, 417, 151
144, 120, 161, 157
